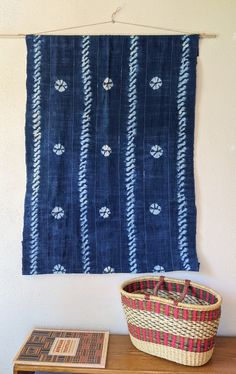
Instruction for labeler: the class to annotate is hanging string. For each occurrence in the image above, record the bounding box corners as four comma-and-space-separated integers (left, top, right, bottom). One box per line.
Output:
35, 21, 112, 36
114, 21, 217, 38
0, 7, 217, 39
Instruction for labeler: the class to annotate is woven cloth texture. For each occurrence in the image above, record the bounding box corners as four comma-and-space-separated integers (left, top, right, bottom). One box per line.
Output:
22, 34, 199, 275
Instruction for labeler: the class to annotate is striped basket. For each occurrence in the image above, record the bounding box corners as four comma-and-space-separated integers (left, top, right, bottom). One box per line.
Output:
120, 276, 222, 366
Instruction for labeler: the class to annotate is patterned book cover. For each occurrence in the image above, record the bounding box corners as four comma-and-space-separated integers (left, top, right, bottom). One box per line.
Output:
14, 328, 109, 368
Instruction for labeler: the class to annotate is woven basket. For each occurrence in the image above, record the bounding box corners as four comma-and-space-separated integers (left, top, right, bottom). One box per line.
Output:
120, 276, 222, 366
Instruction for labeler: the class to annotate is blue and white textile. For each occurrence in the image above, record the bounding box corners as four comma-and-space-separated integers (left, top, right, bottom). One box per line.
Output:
22, 35, 199, 275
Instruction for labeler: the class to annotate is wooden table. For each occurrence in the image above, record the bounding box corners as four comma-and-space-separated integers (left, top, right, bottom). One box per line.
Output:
13, 334, 236, 374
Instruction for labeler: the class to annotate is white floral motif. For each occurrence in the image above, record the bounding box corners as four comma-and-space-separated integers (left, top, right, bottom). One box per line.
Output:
103, 266, 115, 274
54, 79, 68, 92
149, 203, 161, 215
53, 264, 66, 273
99, 206, 111, 218
150, 145, 163, 159
51, 206, 64, 219
101, 145, 112, 157
153, 265, 165, 273
103, 77, 113, 91
53, 143, 65, 156
149, 76, 162, 90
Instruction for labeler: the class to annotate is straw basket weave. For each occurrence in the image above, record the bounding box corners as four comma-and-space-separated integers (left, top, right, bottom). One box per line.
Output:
120, 276, 222, 366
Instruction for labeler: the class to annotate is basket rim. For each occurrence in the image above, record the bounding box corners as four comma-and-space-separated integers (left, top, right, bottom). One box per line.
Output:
120, 276, 222, 311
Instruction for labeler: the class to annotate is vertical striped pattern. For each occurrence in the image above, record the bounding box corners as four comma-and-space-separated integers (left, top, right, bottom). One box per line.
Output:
23, 35, 199, 275
126, 36, 139, 273
128, 322, 216, 351
79, 36, 92, 273
29, 35, 42, 275
176, 35, 191, 270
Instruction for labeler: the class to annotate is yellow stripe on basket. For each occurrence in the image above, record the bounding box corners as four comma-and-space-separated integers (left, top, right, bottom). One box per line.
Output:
130, 335, 214, 366
123, 305, 219, 339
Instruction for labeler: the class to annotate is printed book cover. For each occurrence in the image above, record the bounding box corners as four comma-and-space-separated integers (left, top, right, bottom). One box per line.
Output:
14, 328, 109, 368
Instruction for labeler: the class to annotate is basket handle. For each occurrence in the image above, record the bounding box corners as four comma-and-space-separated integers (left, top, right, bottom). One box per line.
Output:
153, 277, 191, 305
153, 276, 165, 296
172, 279, 191, 305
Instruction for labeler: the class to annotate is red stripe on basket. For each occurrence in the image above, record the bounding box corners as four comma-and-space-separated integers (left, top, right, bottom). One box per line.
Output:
210, 293, 215, 304
146, 300, 151, 312
155, 302, 161, 314
167, 282, 172, 291
143, 328, 147, 341
188, 338, 194, 352
199, 289, 203, 300
212, 309, 216, 320
192, 286, 196, 298
179, 337, 185, 350
137, 325, 141, 340
210, 337, 215, 350
140, 280, 144, 291
165, 305, 170, 317
147, 279, 151, 290
214, 308, 221, 320
197, 339, 202, 353
128, 323, 132, 335
122, 295, 220, 322
121, 295, 128, 307
200, 311, 206, 322
192, 310, 198, 322
132, 299, 137, 309
206, 291, 210, 303
176, 283, 181, 293
127, 323, 215, 352
171, 334, 177, 348
205, 308, 221, 322
183, 309, 189, 320
148, 327, 153, 343
123, 296, 127, 307
173, 307, 179, 319
138, 299, 143, 310
208, 310, 213, 321
133, 282, 137, 292
215, 309, 219, 320
129, 298, 133, 309
156, 330, 161, 344
164, 332, 168, 346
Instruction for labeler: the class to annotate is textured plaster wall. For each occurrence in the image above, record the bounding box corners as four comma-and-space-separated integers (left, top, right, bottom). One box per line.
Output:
0, 1, 236, 373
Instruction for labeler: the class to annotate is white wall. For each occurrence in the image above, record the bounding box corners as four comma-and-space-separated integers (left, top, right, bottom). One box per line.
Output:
0, 1, 236, 373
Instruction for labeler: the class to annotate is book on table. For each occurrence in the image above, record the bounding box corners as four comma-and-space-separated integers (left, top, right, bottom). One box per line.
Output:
13, 328, 109, 368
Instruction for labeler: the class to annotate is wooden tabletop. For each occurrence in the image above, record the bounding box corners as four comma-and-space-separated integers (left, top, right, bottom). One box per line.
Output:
13, 334, 236, 374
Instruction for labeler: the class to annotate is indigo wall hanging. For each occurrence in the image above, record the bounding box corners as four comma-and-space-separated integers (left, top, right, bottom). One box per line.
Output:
22, 34, 199, 275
